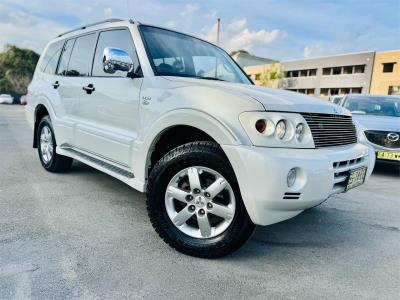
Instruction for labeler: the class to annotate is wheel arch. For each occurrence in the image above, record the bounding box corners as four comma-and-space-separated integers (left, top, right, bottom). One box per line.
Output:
134, 109, 245, 184
33, 104, 51, 148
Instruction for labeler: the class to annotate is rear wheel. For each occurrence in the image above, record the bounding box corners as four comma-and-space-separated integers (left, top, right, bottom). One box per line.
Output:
147, 141, 255, 258
37, 116, 73, 172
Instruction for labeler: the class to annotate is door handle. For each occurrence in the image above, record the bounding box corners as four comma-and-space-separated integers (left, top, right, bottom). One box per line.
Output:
82, 84, 95, 94
52, 81, 60, 89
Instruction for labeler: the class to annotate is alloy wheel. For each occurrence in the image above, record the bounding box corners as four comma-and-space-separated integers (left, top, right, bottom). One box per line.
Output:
40, 125, 54, 164
165, 166, 236, 239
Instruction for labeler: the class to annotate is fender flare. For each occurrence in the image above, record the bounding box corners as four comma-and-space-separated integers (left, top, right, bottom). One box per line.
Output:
33, 100, 57, 147
132, 108, 250, 183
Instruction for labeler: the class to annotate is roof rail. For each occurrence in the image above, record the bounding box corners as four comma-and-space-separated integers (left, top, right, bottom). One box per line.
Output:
57, 18, 123, 37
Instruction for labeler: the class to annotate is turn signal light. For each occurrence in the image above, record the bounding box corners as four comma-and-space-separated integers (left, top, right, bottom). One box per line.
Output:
255, 119, 267, 133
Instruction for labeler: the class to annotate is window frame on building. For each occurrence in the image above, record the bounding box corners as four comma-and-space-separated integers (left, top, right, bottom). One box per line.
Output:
382, 62, 396, 73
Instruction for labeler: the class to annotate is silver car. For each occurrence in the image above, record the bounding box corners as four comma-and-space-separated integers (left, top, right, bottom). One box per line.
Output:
340, 94, 400, 166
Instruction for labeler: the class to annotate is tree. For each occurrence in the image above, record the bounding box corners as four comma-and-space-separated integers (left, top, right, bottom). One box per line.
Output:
259, 64, 285, 88
0, 44, 39, 94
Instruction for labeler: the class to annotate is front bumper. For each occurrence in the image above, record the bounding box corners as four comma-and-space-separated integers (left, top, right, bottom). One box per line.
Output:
363, 141, 400, 165
222, 143, 375, 226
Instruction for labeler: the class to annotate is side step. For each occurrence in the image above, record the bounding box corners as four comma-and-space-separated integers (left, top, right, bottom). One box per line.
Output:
67, 148, 134, 178
57, 146, 145, 192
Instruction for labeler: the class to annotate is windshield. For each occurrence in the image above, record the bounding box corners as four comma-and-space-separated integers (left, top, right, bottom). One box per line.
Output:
344, 96, 400, 117
140, 25, 251, 84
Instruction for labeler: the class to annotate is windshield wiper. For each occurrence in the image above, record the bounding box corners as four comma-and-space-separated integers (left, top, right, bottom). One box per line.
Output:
195, 76, 226, 82
160, 73, 226, 82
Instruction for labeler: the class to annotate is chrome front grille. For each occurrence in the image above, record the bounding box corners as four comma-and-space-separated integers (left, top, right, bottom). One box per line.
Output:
364, 130, 400, 149
301, 113, 357, 148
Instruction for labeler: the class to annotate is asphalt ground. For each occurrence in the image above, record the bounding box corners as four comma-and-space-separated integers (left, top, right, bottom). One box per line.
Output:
1, 105, 399, 299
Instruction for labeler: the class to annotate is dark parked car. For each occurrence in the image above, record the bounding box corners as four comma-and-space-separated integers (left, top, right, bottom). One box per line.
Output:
340, 94, 400, 166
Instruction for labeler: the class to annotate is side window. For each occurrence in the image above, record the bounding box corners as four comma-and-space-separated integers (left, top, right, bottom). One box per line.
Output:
67, 33, 97, 77
40, 41, 64, 74
92, 29, 140, 77
57, 39, 75, 76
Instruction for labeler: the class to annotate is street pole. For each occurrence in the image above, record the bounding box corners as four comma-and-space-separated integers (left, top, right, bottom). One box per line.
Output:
217, 18, 221, 46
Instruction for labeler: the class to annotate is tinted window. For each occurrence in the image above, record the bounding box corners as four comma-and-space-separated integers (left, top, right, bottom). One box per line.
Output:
67, 33, 97, 77
40, 41, 64, 74
57, 39, 75, 76
344, 96, 400, 117
92, 29, 140, 77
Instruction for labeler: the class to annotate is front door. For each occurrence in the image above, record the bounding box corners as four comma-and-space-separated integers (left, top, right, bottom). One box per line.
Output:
75, 28, 142, 168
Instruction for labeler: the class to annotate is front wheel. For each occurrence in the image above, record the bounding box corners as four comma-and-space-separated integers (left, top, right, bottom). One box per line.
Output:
147, 141, 255, 258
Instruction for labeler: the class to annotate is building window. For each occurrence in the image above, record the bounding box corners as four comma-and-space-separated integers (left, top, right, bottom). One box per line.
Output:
309, 69, 317, 76
382, 62, 395, 73
343, 66, 353, 74
320, 87, 362, 96
300, 70, 308, 77
322, 68, 331, 75
255, 73, 261, 80
354, 65, 365, 74
332, 67, 341, 75
307, 89, 315, 95
351, 87, 362, 94
284, 68, 318, 78
388, 85, 400, 95
320, 88, 329, 96
340, 88, 351, 94
330, 88, 339, 95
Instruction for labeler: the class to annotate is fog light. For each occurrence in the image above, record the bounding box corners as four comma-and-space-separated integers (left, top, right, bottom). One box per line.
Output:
287, 168, 297, 187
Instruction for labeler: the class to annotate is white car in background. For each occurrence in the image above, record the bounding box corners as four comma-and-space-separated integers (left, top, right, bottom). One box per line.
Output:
0, 94, 13, 104
25, 19, 375, 257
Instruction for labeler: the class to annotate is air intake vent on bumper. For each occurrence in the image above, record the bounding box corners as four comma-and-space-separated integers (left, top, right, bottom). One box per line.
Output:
283, 192, 302, 200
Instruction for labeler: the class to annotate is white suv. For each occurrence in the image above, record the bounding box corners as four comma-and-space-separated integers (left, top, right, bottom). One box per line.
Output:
26, 19, 375, 257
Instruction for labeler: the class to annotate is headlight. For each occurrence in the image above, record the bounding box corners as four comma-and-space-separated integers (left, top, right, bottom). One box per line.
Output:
295, 123, 306, 142
239, 111, 315, 148
355, 123, 366, 143
275, 120, 286, 140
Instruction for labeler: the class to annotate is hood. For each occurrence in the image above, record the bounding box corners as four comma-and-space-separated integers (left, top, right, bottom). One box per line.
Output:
352, 114, 400, 132
163, 76, 350, 116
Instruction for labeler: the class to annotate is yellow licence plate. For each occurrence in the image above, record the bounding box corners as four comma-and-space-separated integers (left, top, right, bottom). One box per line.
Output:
376, 151, 400, 161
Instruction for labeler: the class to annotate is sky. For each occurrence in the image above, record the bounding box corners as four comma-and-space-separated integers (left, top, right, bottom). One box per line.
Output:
0, 0, 399, 61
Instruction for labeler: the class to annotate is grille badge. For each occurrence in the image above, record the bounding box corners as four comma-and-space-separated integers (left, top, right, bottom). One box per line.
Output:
387, 132, 399, 142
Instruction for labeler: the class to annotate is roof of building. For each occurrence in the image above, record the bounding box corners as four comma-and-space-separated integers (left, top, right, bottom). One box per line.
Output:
231, 52, 277, 67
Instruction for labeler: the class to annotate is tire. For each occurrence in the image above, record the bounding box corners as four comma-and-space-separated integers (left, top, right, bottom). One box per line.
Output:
37, 115, 73, 172
147, 141, 255, 258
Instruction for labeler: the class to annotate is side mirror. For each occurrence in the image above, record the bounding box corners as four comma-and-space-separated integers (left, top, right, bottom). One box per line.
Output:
103, 47, 134, 76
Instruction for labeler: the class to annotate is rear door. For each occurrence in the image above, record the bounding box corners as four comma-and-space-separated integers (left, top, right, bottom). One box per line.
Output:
54, 38, 76, 145
38, 40, 66, 140
77, 28, 142, 167
55, 33, 98, 147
